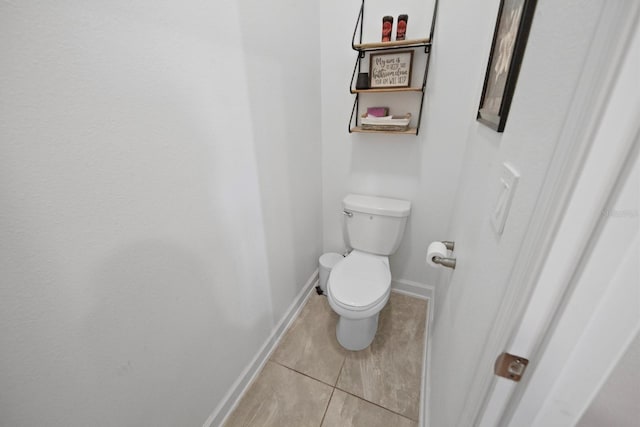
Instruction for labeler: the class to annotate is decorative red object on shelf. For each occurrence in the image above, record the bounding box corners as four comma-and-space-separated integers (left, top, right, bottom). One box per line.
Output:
396, 14, 408, 41
381, 16, 393, 42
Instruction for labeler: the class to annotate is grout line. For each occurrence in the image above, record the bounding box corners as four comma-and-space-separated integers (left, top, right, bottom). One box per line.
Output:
334, 353, 347, 387
318, 387, 335, 427
270, 360, 338, 389
334, 386, 420, 423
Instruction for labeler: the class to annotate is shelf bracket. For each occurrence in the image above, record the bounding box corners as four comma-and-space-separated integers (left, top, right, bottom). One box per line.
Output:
351, 0, 365, 50
348, 95, 359, 133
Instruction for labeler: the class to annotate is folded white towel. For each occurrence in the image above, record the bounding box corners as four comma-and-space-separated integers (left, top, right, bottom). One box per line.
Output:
361, 114, 410, 126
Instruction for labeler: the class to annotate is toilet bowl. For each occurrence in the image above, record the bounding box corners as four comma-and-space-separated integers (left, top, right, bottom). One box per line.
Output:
327, 250, 392, 350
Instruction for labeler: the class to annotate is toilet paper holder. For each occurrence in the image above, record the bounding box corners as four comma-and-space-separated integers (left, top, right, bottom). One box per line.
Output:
432, 240, 456, 269
432, 255, 456, 269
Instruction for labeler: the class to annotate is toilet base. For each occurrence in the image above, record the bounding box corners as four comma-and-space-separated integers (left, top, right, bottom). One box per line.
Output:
336, 313, 379, 351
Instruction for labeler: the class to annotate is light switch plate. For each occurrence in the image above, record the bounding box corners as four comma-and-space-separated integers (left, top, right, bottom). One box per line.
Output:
491, 162, 520, 235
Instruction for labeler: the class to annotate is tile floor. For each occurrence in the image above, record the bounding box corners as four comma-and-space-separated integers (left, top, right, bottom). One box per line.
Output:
224, 291, 428, 427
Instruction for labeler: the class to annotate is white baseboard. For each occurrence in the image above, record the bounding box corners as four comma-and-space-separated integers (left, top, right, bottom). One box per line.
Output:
420, 291, 435, 427
391, 278, 434, 300
203, 269, 319, 427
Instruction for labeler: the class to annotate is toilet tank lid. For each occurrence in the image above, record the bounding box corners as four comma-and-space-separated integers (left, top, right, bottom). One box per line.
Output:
343, 194, 411, 217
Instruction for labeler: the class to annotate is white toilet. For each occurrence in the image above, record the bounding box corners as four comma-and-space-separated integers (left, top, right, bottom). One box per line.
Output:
327, 194, 411, 351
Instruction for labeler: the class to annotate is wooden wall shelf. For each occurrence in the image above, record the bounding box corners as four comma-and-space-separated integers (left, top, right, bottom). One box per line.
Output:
353, 38, 431, 51
350, 87, 423, 94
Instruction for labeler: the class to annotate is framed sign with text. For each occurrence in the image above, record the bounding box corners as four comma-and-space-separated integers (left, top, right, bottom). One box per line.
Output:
369, 50, 413, 89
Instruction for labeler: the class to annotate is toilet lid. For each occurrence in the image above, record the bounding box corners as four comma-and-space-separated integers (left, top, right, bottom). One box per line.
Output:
329, 252, 391, 309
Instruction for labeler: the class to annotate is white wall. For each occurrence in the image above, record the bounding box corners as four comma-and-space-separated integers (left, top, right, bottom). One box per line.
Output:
578, 332, 640, 427
0, 1, 321, 426
320, 0, 468, 288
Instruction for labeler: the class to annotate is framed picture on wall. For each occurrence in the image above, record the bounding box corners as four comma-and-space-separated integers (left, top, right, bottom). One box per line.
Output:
477, 0, 538, 132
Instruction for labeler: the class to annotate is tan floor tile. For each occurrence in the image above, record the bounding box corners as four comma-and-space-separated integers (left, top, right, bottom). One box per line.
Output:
336, 293, 428, 421
224, 361, 333, 427
271, 294, 347, 385
321, 389, 418, 427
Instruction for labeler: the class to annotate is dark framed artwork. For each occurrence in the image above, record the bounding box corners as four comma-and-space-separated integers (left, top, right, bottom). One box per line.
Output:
477, 0, 538, 132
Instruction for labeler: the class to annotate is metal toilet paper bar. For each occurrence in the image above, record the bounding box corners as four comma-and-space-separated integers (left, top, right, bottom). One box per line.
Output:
432, 240, 456, 269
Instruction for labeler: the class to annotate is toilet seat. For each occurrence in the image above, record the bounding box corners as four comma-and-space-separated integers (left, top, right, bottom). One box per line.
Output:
328, 250, 391, 312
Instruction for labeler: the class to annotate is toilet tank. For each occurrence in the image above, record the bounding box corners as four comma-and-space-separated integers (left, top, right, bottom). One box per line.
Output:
343, 194, 411, 256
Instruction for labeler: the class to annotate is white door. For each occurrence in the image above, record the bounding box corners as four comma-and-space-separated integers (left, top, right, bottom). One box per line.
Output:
426, 2, 640, 427
480, 10, 640, 426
